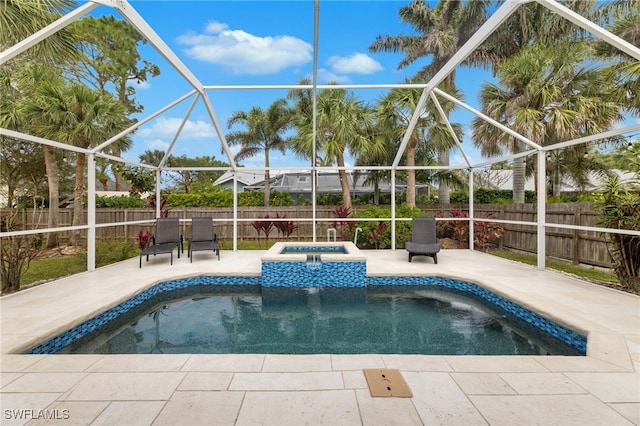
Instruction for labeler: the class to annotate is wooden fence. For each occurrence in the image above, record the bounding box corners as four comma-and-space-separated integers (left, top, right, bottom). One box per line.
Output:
0, 203, 612, 267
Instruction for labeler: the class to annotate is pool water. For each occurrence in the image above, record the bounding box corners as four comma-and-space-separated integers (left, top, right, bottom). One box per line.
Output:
280, 245, 348, 254
56, 286, 583, 355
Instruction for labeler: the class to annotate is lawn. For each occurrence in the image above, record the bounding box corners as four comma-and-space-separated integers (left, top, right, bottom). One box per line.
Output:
488, 249, 619, 285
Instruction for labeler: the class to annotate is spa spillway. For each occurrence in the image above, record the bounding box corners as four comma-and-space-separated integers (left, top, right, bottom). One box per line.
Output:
261, 242, 367, 288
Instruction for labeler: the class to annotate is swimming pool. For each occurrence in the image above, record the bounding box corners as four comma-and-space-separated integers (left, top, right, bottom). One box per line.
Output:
27, 276, 587, 355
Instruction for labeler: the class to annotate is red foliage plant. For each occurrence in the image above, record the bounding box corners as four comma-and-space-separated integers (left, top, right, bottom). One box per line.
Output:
251, 215, 274, 240
273, 213, 298, 239
137, 230, 152, 250
331, 205, 352, 239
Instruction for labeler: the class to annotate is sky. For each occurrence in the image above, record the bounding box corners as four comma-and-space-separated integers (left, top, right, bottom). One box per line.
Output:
84, 0, 637, 171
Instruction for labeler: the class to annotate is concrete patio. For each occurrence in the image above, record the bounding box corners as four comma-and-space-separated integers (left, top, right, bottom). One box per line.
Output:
1, 249, 639, 425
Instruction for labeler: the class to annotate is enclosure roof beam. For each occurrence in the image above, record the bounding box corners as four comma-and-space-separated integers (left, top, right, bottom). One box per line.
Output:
537, 0, 640, 60
159, 94, 201, 168
392, 0, 525, 169
541, 124, 640, 152
0, 1, 99, 65
430, 91, 471, 168
433, 87, 542, 151
201, 91, 238, 171
0, 128, 90, 155
93, 90, 197, 154
103, 0, 206, 93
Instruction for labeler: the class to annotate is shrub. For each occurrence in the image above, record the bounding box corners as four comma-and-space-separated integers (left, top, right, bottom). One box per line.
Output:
343, 205, 422, 249
95, 195, 147, 208
450, 189, 536, 204
593, 175, 640, 292
437, 208, 503, 249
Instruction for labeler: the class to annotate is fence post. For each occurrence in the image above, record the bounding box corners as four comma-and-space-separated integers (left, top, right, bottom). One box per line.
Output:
573, 206, 581, 265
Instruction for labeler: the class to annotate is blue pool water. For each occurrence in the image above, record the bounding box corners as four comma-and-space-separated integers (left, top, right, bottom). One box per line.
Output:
33, 282, 585, 356
280, 245, 348, 254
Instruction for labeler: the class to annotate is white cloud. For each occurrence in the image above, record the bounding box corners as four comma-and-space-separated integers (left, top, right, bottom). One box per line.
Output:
317, 68, 350, 84
145, 138, 170, 152
326, 53, 382, 74
138, 117, 216, 140
177, 21, 312, 75
134, 80, 151, 90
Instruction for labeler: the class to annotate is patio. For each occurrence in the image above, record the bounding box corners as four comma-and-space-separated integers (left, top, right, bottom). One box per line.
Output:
1, 249, 638, 425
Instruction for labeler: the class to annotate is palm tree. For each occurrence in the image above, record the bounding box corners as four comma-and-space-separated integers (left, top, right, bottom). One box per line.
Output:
374, 79, 462, 206
226, 99, 292, 207
22, 80, 127, 245
286, 77, 319, 166
0, 0, 77, 62
472, 43, 624, 202
295, 86, 385, 209
1, 65, 64, 247
369, 0, 490, 204
591, 0, 640, 117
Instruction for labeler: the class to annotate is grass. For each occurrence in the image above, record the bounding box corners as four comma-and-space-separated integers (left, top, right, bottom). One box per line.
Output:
489, 249, 619, 285
20, 240, 268, 287
21, 242, 139, 286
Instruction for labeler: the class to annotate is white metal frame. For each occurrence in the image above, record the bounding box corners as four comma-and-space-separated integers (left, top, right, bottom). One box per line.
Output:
1, 0, 639, 273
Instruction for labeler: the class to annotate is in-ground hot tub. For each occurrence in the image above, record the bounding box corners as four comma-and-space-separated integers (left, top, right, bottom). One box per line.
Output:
261, 242, 367, 287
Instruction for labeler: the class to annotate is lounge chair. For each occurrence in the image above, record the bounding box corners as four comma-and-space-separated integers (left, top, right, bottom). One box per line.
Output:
139, 217, 183, 268
405, 217, 441, 264
188, 217, 220, 262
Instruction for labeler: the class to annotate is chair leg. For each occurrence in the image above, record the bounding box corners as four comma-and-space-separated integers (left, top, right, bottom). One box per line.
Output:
433, 254, 438, 264
139, 254, 142, 268
408, 253, 413, 262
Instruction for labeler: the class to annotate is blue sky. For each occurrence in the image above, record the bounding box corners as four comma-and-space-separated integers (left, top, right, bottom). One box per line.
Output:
89, 1, 636, 169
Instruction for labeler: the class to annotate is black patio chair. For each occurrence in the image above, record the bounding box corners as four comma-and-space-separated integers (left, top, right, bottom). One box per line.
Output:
139, 217, 183, 268
405, 217, 441, 264
188, 217, 220, 262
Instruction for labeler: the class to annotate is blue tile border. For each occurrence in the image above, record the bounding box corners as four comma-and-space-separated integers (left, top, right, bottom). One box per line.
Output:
26, 274, 587, 355
262, 261, 366, 287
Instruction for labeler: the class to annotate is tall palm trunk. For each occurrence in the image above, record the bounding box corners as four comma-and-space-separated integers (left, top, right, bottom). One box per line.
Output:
406, 140, 417, 207
264, 148, 270, 207
43, 146, 59, 248
336, 154, 352, 209
70, 152, 85, 246
437, 149, 451, 204
112, 146, 125, 191
512, 142, 526, 203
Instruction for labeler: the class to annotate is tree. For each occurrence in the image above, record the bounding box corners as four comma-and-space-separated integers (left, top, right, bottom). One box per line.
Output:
296, 86, 386, 209
0, 139, 47, 207
369, 0, 490, 204
472, 43, 623, 202
286, 77, 318, 165
163, 155, 229, 193
0, 0, 77, 62
226, 99, 292, 207
0, 64, 65, 247
374, 79, 462, 206
21, 80, 127, 245
66, 15, 160, 190
591, 1, 640, 117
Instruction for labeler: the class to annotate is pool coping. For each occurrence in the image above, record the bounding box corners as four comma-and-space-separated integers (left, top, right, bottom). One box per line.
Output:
262, 241, 366, 262
1, 249, 637, 372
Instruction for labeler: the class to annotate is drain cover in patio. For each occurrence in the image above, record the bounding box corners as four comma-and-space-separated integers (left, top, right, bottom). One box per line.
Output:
363, 369, 413, 398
